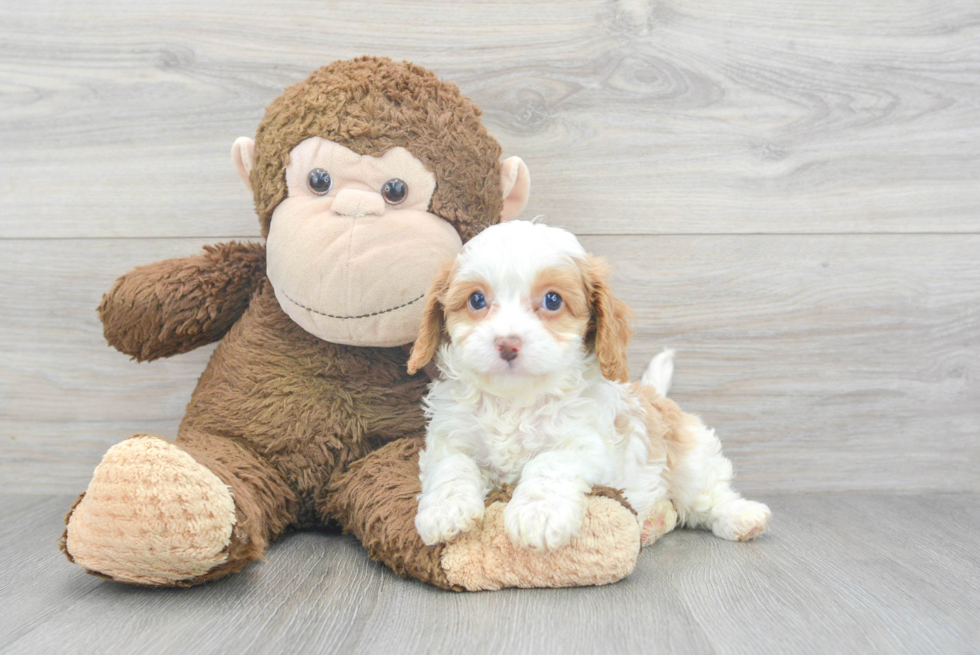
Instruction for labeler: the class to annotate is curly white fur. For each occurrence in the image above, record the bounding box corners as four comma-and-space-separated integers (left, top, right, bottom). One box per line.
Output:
414, 221, 770, 550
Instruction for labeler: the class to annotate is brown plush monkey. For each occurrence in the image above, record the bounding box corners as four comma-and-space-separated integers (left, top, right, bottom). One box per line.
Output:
61, 57, 642, 590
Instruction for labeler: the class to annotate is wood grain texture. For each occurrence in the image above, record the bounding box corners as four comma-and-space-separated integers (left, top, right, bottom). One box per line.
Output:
646, 493, 980, 654
602, 233, 980, 495
1, 0, 978, 238
1, 494, 977, 654
1, 235, 976, 494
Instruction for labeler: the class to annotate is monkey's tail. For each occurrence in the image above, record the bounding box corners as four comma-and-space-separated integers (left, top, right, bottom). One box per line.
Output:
640, 349, 675, 397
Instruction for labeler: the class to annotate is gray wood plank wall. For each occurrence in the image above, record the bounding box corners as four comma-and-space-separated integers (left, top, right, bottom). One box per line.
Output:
1, 0, 978, 494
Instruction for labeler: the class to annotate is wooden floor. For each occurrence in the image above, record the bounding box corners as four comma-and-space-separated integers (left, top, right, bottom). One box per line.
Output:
1, 493, 976, 654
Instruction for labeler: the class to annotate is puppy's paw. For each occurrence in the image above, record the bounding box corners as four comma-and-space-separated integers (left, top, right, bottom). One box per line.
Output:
712, 499, 771, 541
640, 499, 678, 546
415, 493, 485, 547
504, 488, 586, 551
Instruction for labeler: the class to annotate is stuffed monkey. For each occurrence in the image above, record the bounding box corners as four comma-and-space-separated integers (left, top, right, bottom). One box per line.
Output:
61, 57, 646, 590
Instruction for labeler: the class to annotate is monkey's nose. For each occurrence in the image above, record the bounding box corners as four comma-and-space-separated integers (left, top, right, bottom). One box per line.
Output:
332, 189, 386, 217
494, 336, 522, 362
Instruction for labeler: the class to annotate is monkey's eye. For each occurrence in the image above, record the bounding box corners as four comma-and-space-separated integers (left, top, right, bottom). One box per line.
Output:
468, 291, 487, 311
381, 178, 408, 204
308, 168, 332, 195
543, 292, 562, 311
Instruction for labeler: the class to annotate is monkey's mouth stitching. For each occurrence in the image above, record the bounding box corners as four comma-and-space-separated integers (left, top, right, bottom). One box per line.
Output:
280, 290, 425, 320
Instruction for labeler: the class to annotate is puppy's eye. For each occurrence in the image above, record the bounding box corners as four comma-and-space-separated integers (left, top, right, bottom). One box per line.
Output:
543, 292, 562, 311
308, 168, 332, 195
382, 178, 408, 204
468, 291, 487, 310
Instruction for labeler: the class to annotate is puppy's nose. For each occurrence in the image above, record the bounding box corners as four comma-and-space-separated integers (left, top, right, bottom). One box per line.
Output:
495, 336, 522, 362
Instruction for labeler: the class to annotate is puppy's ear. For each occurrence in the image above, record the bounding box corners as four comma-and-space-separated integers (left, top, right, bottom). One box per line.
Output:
583, 256, 634, 383
408, 261, 454, 375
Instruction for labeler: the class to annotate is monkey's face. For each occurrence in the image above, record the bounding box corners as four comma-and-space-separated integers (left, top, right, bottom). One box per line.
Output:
263, 137, 463, 347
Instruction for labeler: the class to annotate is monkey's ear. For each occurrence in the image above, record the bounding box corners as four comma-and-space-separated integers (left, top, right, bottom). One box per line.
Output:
500, 156, 530, 222
407, 261, 454, 375
232, 137, 255, 193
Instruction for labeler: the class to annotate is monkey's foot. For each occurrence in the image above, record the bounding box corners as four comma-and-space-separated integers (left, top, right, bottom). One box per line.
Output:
640, 500, 678, 546
440, 488, 640, 591
63, 435, 238, 586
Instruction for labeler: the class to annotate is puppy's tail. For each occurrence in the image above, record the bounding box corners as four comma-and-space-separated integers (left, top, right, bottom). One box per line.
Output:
641, 349, 675, 396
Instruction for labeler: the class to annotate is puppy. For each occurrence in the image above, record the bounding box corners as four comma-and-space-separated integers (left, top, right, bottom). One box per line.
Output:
407, 220, 770, 551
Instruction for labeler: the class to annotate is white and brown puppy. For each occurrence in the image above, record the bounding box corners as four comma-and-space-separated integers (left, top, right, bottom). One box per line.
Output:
407, 220, 770, 551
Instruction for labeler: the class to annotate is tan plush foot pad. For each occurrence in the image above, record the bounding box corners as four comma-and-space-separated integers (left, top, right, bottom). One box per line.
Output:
65, 435, 236, 585
440, 496, 640, 591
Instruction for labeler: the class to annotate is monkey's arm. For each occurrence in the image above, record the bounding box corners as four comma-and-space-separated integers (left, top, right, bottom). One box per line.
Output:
99, 241, 266, 361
